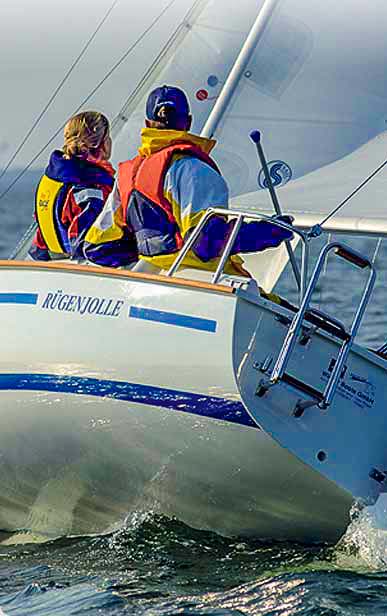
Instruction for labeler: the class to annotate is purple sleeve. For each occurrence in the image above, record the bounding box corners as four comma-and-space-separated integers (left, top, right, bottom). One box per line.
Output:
191, 216, 293, 262
83, 236, 138, 267
232, 218, 293, 253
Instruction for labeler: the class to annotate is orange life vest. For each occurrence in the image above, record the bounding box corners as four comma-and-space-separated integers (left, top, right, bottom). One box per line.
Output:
117, 142, 220, 256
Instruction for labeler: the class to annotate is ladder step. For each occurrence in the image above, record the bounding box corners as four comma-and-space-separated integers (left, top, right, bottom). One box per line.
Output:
282, 373, 324, 402
276, 300, 350, 341
304, 309, 350, 341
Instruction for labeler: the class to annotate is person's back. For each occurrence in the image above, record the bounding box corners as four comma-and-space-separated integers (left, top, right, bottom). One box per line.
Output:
83, 85, 292, 273
29, 111, 116, 261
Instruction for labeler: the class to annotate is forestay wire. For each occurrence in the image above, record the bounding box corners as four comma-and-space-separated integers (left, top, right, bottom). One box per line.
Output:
111, 0, 208, 140
0, 0, 179, 206
0, 0, 119, 184
310, 157, 387, 234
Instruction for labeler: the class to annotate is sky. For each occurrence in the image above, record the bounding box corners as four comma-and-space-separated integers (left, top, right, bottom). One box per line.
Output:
0, 0, 195, 172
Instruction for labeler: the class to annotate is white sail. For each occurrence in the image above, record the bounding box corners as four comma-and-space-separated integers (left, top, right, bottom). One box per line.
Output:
111, 0, 260, 165
232, 131, 387, 236
213, 0, 387, 197
112, 0, 387, 200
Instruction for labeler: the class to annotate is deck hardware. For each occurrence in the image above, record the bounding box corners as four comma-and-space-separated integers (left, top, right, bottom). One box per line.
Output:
298, 326, 315, 346
293, 398, 318, 417
255, 380, 270, 397
255, 386, 268, 398
282, 373, 324, 401
255, 356, 273, 374
275, 314, 291, 327
369, 468, 386, 483
335, 246, 369, 269
167, 207, 308, 303
259, 242, 375, 410
306, 308, 350, 341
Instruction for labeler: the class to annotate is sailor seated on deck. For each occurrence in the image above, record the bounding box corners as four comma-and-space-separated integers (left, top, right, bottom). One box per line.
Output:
29, 111, 116, 262
82, 85, 293, 278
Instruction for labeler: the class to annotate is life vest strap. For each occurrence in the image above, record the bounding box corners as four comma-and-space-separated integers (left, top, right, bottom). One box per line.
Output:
35, 175, 67, 254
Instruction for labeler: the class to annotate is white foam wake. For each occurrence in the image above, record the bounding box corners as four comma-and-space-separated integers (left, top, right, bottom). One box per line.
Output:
335, 494, 387, 570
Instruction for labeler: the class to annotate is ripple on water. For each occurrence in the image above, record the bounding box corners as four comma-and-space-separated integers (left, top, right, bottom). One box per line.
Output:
0, 509, 386, 614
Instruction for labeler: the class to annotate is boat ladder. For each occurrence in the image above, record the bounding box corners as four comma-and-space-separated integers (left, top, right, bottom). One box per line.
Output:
256, 241, 376, 414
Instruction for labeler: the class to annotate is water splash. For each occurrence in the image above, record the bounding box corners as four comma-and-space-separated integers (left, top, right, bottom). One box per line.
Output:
334, 497, 387, 570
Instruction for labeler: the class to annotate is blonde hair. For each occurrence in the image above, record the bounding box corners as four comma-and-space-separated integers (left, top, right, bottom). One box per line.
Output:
63, 111, 109, 159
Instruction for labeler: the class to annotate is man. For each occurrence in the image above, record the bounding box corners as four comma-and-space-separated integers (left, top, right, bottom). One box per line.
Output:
83, 85, 292, 273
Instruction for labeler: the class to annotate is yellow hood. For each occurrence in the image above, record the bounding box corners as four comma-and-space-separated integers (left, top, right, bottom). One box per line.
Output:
138, 128, 216, 158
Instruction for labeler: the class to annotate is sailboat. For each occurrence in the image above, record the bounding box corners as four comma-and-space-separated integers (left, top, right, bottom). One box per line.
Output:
2, 0, 387, 544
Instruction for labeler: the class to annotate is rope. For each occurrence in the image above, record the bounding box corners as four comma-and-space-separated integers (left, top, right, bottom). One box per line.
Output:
0, 0, 178, 204
0, 0, 119, 183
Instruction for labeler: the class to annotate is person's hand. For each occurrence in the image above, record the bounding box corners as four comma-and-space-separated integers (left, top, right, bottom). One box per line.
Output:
270, 214, 294, 241
272, 214, 294, 226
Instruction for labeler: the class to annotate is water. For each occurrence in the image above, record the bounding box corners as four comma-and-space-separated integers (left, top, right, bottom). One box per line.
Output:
1, 510, 387, 615
1, 174, 387, 614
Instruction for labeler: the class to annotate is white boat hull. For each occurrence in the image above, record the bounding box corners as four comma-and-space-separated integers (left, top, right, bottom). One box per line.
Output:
0, 261, 354, 542
0, 391, 352, 542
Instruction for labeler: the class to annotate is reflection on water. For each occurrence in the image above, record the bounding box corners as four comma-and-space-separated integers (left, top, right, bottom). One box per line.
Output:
1, 510, 387, 615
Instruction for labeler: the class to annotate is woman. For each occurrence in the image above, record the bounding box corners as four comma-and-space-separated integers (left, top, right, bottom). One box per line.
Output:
29, 111, 115, 261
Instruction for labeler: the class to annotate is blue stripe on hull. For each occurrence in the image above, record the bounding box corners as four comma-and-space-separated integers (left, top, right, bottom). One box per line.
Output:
0, 293, 38, 305
0, 373, 256, 428
129, 306, 217, 333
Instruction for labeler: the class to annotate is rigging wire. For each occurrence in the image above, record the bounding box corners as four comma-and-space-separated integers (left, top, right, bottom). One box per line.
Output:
372, 237, 383, 265
0, 0, 119, 184
317, 158, 387, 228
111, 0, 207, 139
0, 0, 178, 205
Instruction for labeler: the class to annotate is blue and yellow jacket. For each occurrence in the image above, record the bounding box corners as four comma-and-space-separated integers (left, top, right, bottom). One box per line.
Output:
84, 129, 292, 272
29, 150, 115, 261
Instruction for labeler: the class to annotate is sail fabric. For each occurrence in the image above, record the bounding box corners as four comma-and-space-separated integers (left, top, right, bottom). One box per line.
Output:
111, 0, 261, 166
231, 131, 387, 236
112, 0, 387, 202
214, 0, 387, 197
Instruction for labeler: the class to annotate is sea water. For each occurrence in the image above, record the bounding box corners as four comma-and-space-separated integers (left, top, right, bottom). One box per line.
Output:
0, 171, 387, 615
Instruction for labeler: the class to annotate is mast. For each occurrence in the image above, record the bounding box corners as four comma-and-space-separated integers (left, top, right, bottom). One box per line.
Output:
201, 0, 301, 291
201, 0, 280, 138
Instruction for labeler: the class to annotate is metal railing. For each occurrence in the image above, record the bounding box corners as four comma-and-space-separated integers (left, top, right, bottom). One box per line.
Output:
166, 207, 309, 303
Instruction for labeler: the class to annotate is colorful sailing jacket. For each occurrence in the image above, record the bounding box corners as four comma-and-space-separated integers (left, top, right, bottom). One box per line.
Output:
83, 129, 225, 268
29, 150, 115, 261
83, 129, 293, 272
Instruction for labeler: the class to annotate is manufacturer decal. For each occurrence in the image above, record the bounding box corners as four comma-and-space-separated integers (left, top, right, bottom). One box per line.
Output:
320, 358, 375, 409
38, 192, 49, 209
41, 290, 124, 318
258, 160, 292, 189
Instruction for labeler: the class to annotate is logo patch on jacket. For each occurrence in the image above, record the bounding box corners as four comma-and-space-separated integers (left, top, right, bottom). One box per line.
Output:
39, 192, 50, 209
